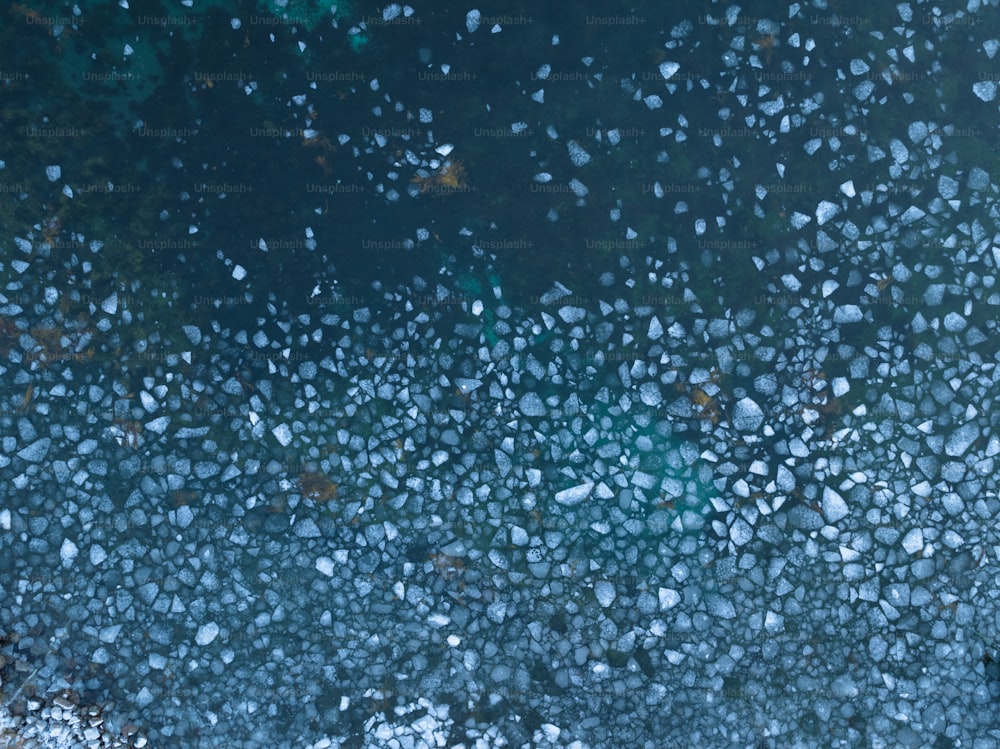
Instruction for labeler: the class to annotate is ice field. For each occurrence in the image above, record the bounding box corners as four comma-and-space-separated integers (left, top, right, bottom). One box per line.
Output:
3, 1, 1000, 747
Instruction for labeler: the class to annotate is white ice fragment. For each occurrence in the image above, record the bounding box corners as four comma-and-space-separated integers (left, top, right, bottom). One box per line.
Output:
294, 518, 322, 538
888, 138, 909, 164
658, 61, 680, 80
558, 305, 585, 323
454, 378, 482, 394
272, 423, 293, 446
831, 377, 850, 397
639, 382, 662, 407
0, 509, 9, 530
181, 324, 202, 345
518, 392, 546, 417
99, 624, 122, 643
465, 9, 480, 32
145, 416, 170, 434
101, 292, 118, 315
822, 486, 849, 522
232, 264, 247, 281
907, 121, 928, 143
839, 180, 855, 198
943, 311, 966, 332
566, 140, 591, 167
790, 211, 811, 229
901, 528, 923, 554
60, 538, 79, 568
594, 581, 616, 607
822, 279, 840, 297
420, 615, 450, 635
852, 80, 875, 100
17, 438, 51, 463
195, 622, 220, 646
849, 59, 869, 75
555, 482, 593, 506
90, 544, 108, 565
973, 80, 997, 102
732, 397, 765, 432
316, 557, 335, 577
815, 200, 840, 225
945, 423, 978, 457
707, 595, 736, 619
833, 305, 862, 323
658, 588, 681, 610
969, 167, 990, 190
434, 143, 454, 157
764, 611, 785, 633
729, 517, 753, 546
174, 505, 194, 529
46, 165, 61, 182
938, 175, 959, 199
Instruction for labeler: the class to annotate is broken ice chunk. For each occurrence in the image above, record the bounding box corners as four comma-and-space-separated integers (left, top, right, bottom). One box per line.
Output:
831, 377, 850, 397
101, 292, 118, 315
195, 622, 220, 646
60, 538, 79, 568
822, 487, 848, 522
272, 423, 293, 446
17, 438, 51, 463
833, 305, 862, 323
901, 528, 923, 554
566, 140, 591, 167
973, 80, 997, 102
729, 517, 753, 546
594, 580, 616, 607
945, 423, 977, 457
815, 200, 840, 225
732, 397, 765, 432
555, 482, 593, 506
658, 61, 680, 80
658, 588, 681, 610
316, 557, 335, 577
519, 392, 546, 417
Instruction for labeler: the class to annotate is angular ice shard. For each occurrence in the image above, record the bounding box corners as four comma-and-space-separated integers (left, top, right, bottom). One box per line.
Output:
973, 80, 997, 102
822, 486, 848, 522
465, 9, 480, 33
555, 482, 593, 506
195, 622, 220, 646
519, 392, 546, 417
731, 397, 765, 432
658, 61, 680, 80
815, 200, 840, 225
944, 423, 977, 457
594, 580, 616, 607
